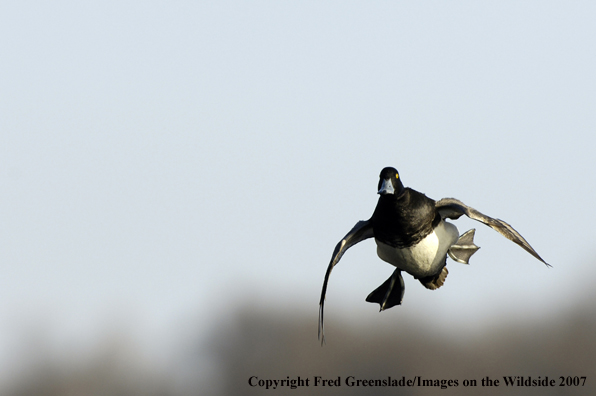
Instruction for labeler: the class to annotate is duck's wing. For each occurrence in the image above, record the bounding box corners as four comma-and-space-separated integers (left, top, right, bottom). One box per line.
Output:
319, 220, 374, 345
436, 197, 550, 267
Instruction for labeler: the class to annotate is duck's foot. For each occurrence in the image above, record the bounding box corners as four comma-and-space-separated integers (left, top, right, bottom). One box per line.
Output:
448, 229, 480, 264
365, 269, 405, 311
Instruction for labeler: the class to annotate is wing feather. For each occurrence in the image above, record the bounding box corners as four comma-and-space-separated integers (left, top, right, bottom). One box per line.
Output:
436, 198, 550, 267
318, 220, 374, 344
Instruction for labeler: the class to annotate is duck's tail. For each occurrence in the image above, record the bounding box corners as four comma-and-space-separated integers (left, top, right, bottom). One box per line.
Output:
419, 266, 448, 290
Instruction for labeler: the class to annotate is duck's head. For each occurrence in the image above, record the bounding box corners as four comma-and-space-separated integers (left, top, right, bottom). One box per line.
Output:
377, 167, 405, 196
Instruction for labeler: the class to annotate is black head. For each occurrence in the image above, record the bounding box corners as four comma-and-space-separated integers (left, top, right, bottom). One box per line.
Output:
377, 167, 405, 196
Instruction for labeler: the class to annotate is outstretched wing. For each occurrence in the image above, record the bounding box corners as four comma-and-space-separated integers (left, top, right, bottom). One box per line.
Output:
318, 220, 374, 344
436, 197, 550, 267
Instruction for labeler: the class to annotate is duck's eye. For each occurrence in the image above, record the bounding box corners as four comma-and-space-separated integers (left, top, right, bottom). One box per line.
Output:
395, 174, 399, 179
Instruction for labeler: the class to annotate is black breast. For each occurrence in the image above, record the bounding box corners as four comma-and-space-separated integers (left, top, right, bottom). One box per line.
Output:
371, 188, 440, 248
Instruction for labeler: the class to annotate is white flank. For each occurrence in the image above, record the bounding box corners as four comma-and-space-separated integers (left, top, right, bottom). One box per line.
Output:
375, 221, 459, 278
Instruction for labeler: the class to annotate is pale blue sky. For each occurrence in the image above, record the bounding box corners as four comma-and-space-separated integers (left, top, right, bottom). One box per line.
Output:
1, 0, 595, 381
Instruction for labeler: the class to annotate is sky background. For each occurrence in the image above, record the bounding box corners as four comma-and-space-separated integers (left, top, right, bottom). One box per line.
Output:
1, 0, 595, 390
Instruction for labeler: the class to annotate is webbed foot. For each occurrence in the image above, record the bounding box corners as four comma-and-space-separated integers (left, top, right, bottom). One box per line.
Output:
365, 269, 405, 311
448, 229, 480, 264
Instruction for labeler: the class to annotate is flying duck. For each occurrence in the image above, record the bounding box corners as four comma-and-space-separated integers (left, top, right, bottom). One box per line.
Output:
318, 167, 549, 343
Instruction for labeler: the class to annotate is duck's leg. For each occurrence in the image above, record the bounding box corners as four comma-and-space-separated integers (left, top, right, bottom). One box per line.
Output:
365, 269, 405, 311
448, 229, 480, 264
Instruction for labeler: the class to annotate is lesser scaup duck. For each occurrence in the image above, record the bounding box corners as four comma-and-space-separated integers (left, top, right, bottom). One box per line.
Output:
318, 167, 549, 343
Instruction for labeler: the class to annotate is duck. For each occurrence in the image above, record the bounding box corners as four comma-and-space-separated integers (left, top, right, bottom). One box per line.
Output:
318, 167, 550, 343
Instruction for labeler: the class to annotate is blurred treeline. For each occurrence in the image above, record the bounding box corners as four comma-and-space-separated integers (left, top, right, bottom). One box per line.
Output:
3, 296, 595, 396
